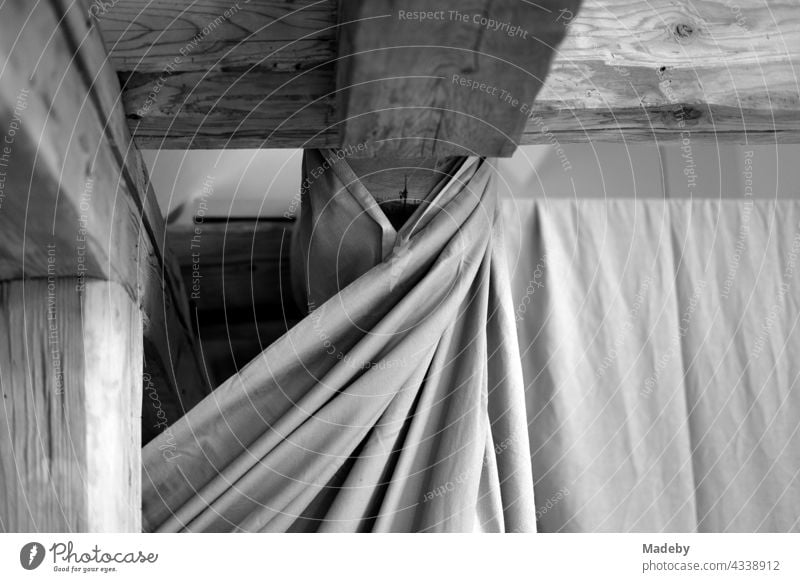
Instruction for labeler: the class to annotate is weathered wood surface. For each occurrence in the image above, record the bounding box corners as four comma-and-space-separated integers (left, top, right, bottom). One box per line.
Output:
53, 0, 212, 425
98, 0, 338, 148
0, 279, 142, 532
527, 0, 800, 143
0, 0, 211, 448
0, 0, 139, 285
97, 0, 800, 148
98, 0, 334, 72
166, 220, 300, 385
336, 0, 578, 157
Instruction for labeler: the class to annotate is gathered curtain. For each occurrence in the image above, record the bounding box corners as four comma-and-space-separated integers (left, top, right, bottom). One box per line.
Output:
143, 156, 800, 533
142, 152, 535, 532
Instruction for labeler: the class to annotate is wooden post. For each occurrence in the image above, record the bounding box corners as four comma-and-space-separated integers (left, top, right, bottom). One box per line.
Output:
0, 279, 142, 532
0, 0, 209, 530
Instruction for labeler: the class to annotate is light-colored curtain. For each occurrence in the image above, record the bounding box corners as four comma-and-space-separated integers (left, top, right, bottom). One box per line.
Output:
503, 198, 800, 532
142, 152, 535, 532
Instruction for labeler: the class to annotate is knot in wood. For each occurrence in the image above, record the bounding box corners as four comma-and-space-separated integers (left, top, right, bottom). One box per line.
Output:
674, 22, 695, 40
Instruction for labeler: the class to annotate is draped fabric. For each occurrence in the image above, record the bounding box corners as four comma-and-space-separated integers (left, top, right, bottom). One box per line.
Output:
142, 152, 535, 532
503, 198, 800, 532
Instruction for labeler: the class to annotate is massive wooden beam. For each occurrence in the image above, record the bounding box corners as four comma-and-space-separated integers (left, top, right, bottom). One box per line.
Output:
98, 0, 338, 149
526, 0, 800, 143
336, 0, 577, 157
0, 0, 210, 529
9, 0, 210, 444
97, 0, 800, 148
55, 2, 213, 436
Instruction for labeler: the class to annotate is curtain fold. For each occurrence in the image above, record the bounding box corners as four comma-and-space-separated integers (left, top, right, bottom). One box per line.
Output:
503, 198, 800, 532
142, 153, 535, 532
143, 165, 800, 533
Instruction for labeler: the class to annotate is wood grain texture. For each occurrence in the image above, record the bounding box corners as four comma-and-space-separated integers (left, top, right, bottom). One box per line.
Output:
336, 0, 577, 157
0, 0, 211, 446
98, 0, 800, 147
0, 279, 141, 532
83, 281, 143, 532
100, 0, 335, 72
525, 0, 800, 143
121, 67, 337, 149
97, 0, 338, 148
61, 0, 214, 439
0, 0, 138, 285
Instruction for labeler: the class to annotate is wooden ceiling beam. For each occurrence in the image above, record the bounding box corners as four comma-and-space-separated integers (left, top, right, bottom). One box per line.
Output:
529, 0, 800, 144
98, 0, 339, 149
335, 0, 577, 157
97, 0, 800, 149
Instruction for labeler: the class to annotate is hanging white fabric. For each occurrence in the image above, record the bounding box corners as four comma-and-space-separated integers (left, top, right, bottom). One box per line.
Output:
503, 198, 800, 532
141, 151, 536, 532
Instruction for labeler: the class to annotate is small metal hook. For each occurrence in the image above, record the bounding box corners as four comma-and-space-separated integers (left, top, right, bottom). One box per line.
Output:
399, 174, 409, 209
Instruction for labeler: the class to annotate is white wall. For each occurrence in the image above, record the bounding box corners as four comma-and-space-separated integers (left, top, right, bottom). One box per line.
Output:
143, 144, 800, 221
142, 148, 302, 222
497, 144, 800, 201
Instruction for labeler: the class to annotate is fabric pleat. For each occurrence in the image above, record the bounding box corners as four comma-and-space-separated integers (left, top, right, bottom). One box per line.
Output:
142, 152, 536, 532
503, 198, 800, 532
